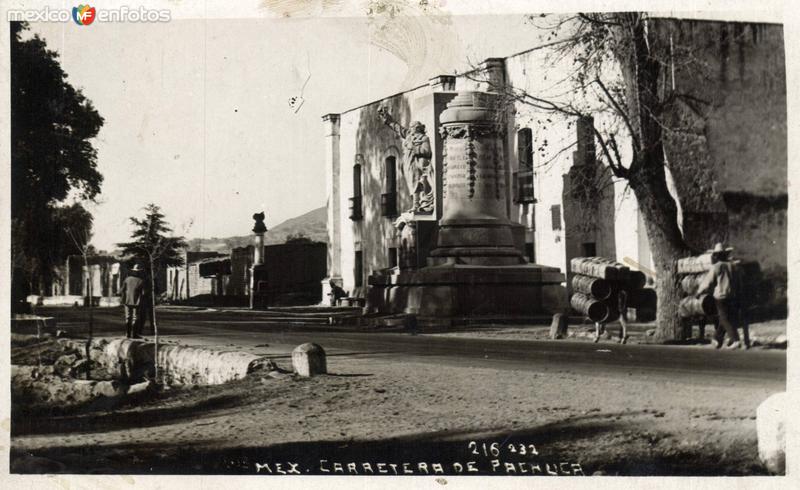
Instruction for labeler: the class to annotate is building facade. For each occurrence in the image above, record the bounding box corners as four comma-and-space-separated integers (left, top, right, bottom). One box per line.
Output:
322, 18, 786, 314
29, 255, 128, 307
165, 250, 226, 302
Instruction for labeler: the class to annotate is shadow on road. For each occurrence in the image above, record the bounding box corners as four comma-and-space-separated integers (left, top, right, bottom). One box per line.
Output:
11, 412, 769, 476
12, 392, 244, 437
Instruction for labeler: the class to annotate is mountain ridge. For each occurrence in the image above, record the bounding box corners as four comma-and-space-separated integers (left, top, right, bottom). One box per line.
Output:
185, 206, 327, 253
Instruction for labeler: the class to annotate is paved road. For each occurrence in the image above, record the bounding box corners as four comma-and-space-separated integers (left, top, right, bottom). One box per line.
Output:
42, 306, 786, 387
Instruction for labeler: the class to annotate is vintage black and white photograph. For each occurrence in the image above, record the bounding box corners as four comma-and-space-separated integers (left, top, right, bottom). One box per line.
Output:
4, 0, 793, 484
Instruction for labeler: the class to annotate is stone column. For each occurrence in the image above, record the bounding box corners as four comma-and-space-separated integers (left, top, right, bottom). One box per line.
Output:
322, 113, 342, 302
429, 91, 525, 266
323, 113, 341, 278
250, 213, 267, 309
253, 234, 264, 265
252, 213, 267, 265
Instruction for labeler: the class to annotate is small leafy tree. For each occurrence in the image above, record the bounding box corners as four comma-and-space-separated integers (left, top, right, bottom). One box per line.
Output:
117, 204, 187, 382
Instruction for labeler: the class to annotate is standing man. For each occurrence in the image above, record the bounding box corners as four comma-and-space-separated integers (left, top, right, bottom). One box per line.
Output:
697, 243, 742, 349
120, 263, 145, 339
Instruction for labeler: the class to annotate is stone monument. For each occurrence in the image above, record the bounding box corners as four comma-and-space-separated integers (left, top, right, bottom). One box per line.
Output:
368, 91, 564, 319
430, 91, 528, 266
250, 212, 267, 309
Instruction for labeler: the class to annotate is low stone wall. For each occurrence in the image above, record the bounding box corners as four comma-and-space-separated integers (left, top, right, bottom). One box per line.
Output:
27, 295, 121, 307
28, 295, 83, 306
58, 338, 268, 385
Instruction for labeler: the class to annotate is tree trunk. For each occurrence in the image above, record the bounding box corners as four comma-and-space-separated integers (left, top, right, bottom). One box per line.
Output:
149, 257, 159, 384
629, 159, 691, 342
84, 255, 93, 379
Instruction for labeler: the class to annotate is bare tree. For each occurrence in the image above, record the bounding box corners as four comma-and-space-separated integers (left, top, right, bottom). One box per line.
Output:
65, 224, 95, 379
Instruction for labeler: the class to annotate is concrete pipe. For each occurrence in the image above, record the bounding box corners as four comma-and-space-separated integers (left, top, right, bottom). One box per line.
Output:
570, 257, 629, 281
677, 254, 713, 274
680, 274, 705, 295
571, 274, 612, 300
570, 292, 612, 323
679, 294, 716, 318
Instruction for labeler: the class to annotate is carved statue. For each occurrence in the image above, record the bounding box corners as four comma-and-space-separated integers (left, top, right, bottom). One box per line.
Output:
252, 212, 267, 234
378, 107, 434, 214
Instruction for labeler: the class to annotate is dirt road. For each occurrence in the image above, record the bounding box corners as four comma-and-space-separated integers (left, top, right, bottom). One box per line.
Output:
10, 306, 786, 475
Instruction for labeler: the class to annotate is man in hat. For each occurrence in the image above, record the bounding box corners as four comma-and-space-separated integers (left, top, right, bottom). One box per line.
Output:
697, 243, 743, 349
120, 263, 145, 339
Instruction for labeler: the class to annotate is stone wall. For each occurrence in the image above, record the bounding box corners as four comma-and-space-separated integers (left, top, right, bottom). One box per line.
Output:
187, 262, 215, 297
651, 19, 786, 308
228, 245, 253, 297
167, 250, 224, 301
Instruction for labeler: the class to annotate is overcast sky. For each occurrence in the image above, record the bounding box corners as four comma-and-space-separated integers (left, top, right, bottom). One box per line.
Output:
27, 14, 546, 250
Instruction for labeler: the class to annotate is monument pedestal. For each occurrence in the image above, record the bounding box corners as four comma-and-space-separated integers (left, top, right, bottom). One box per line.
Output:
429, 218, 526, 266
368, 264, 564, 319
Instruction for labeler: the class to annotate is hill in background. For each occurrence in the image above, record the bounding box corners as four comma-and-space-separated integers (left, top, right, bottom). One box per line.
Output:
185, 206, 327, 253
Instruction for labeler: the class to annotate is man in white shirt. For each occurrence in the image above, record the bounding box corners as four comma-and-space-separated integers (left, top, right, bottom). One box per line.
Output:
697, 243, 742, 349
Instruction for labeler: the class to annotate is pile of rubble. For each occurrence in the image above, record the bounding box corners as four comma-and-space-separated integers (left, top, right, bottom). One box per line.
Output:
11, 336, 154, 413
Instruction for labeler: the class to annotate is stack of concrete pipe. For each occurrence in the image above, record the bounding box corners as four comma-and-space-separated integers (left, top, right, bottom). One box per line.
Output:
677, 254, 762, 318
677, 253, 718, 318
569, 257, 651, 323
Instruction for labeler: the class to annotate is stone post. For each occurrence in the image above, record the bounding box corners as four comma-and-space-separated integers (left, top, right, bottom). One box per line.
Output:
292, 343, 327, 377
429, 91, 525, 266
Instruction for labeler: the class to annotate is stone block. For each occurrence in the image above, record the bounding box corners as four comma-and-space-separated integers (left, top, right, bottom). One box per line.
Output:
756, 391, 786, 474
292, 343, 327, 377
549, 313, 568, 339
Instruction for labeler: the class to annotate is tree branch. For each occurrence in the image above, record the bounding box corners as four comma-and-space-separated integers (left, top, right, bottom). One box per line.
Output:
577, 13, 622, 27
595, 77, 639, 152
594, 128, 629, 179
